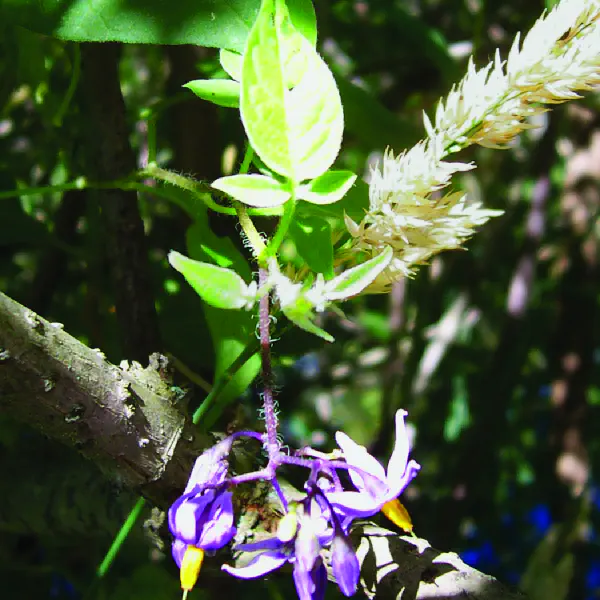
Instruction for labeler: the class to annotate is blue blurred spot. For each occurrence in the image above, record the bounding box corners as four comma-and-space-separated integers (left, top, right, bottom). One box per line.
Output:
293, 353, 320, 379
590, 485, 600, 513
479, 541, 499, 567
586, 560, 600, 592
460, 541, 499, 570
526, 504, 552, 537
460, 548, 482, 567
50, 574, 78, 599
538, 384, 551, 398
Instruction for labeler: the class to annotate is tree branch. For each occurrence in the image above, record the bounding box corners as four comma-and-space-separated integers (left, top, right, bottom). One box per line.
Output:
351, 524, 524, 600
0, 291, 209, 508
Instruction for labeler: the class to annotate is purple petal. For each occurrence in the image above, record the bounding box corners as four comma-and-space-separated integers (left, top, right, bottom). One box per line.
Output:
172, 539, 187, 568
295, 516, 321, 575
293, 558, 327, 600
198, 491, 236, 550
392, 459, 421, 498
386, 410, 410, 485
184, 453, 228, 495
325, 490, 382, 518
335, 432, 386, 488
331, 534, 359, 596
236, 537, 285, 553
222, 551, 288, 579
169, 492, 215, 544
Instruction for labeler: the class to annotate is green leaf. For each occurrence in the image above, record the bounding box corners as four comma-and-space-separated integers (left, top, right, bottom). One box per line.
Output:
241, 0, 343, 182
297, 171, 357, 205
220, 49, 243, 81
184, 79, 240, 108
297, 177, 369, 223
168, 251, 255, 310
1, 0, 315, 51
283, 300, 334, 342
289, 216, 334, 278
186, 215, 260, 416
325, 246, 393, 300
212, 174, 291, 207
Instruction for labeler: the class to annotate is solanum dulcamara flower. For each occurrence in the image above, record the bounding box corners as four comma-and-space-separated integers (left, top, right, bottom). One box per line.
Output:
168, 438, 237, 594
223, 483, 360, 600
325, 409, 421, 529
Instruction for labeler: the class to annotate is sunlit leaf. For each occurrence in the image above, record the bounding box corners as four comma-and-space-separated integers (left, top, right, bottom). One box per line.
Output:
241, 0, 343, 182
297, 171, 357, 205
184, 79, 240, 108
212, 174, 291, 207
325, 247, 393, 301
168, 251, 254, 310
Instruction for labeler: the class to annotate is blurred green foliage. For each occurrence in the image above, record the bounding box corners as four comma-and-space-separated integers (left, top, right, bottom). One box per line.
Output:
0, 1, 599, 600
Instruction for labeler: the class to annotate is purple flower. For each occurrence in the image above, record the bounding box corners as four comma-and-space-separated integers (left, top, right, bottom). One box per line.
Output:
168, 439, 237, 590
325, 409, 420, 519
223, 490, 359, 600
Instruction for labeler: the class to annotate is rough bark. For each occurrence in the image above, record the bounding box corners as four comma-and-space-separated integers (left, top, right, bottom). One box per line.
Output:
0, 290, 209, 508
351, 524, 525, 600
0, 291, 523, 599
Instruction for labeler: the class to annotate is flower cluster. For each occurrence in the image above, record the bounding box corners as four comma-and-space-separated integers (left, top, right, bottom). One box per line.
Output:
348, 0, 600, 292
167, 410, 420, 600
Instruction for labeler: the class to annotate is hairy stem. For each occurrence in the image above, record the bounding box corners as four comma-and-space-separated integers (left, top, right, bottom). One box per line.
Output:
258, 267, 280, 457
234, 201, 267, 258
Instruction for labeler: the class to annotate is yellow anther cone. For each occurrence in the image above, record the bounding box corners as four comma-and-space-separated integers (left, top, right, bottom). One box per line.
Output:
180, 545, 205, 593
381, 499, 413, 533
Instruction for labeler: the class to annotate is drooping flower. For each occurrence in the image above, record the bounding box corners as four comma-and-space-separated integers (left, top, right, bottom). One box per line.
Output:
223, 488, 359, 600
324, 409, 420, 526
169, 438, 237, 592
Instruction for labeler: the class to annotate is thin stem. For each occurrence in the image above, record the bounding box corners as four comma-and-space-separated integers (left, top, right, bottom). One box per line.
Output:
167, 353, 212, 393
239, 144, 254, 175
192, 338, 259, 427
261, 192, 296, 263
96, 497, 146, 577
234, 201, 267, 257
271, 478, 289, 512
258, 267, 280, 457
0, 180, 87, 199
146, 116, 157, 166
53, 43, 81, 127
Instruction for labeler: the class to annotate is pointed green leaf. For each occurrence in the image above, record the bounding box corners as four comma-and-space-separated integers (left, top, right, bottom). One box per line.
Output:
168, 251, 254, 310
289, 216, 334, 278
325, 246, 393, 300
283, 305, 334, 343
184, 79, 240, 108
220, 49, 243, 81
297, 171, 357, 205
241, 0, 343, 182
212, 174, 291, 208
